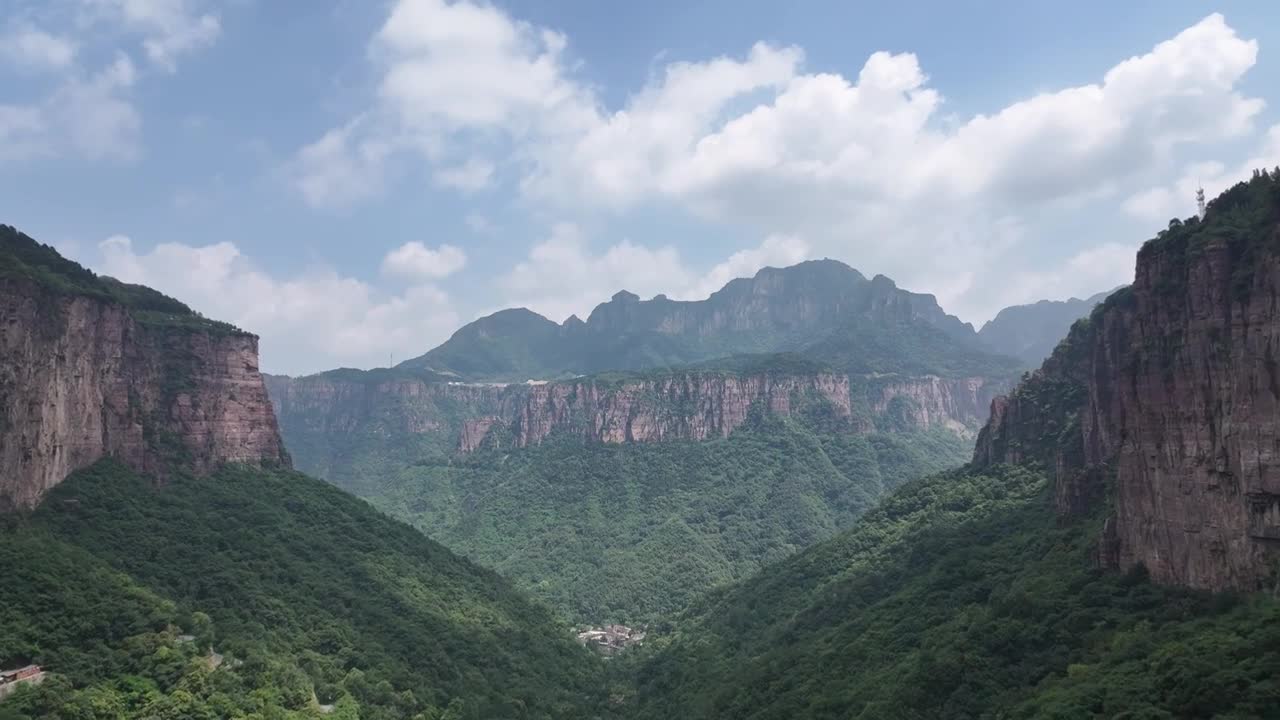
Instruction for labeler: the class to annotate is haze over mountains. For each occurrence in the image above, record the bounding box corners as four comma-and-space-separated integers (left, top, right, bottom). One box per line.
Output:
977, 288, 1121, 366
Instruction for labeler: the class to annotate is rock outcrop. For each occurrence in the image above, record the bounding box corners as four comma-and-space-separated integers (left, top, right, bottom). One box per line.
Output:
0, 276, 288, 511
397, 259, 1014, 383
975, 174, 1280, 592
268, 369, 1004, 472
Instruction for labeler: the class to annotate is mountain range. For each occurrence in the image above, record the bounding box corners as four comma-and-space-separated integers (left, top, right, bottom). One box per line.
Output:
264, 258, 1034, 622
399, 260, 1011, 381
3, 172, 1279, 718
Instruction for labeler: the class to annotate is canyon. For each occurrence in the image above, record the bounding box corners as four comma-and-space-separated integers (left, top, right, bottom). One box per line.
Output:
266, 368, 1004, 462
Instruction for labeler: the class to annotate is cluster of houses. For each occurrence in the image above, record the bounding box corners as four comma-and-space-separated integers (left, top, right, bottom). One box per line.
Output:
0, 665, 44, 700
575, 624, 646, 656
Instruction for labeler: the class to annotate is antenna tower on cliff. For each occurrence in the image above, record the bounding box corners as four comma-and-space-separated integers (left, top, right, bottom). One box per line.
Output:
1196, 184, 1206, 219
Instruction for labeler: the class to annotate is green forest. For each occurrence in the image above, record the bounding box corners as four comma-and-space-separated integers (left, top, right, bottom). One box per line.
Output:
0, 461, 604, 720
362, 418, 970, 624
626, 464, 1280, 719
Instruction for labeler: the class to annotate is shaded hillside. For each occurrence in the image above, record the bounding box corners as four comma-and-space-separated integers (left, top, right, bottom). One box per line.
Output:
978, 288, 1120, 366
0, 461, 603, 719
399, 260, 1020, 382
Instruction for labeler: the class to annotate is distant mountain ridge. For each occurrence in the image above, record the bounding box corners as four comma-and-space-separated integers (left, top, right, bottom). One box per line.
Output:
978, 287, 1122, 366
400, 259, 1017, 381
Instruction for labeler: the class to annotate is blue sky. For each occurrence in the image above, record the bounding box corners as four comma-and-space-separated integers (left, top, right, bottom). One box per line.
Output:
3, 0, 1279, 374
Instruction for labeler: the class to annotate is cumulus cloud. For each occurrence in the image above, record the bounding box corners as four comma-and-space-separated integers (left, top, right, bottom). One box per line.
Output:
1, 53, 141, 161
85, 0, 221, 71
2, 0, 221, 162
95, 235, 460, 374
433, 158, 494, 192
1124, 124, 1280, 224
294, 0, 597, 207
498, 224, 810, 321
678, 234, 810, 301
994, 242, 1139, 316
1, 24, 77, 70
381, 241, 467, 281
299, 7, 1264, 321
294, 120, 395, 209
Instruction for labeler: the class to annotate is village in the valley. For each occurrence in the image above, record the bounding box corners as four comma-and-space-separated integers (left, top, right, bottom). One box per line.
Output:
575, 625, 646, 657
0, 665, 44, 700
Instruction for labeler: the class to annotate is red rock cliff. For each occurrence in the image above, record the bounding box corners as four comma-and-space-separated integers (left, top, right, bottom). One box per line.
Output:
0, 277, 289, 511
268, 369, 1003, 463
975, 176, 1280, 592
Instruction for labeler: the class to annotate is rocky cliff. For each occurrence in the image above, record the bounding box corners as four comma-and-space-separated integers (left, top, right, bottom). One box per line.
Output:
975, 173, 1280, 592
0, 231, 288, 511
269, 368, 1003, 466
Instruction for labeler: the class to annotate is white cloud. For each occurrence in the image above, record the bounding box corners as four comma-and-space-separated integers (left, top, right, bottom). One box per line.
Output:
499, 224, 812, 321
678, 234, 810, 301
372, 0, 592, 134
433, 157, 494, 192
464, 212, 491, 234
294, 120, 395, 209
1124, 124, 1280, 223
381, 241, 467, 281
1, 24, 77, 70
55, 53, 141, 160
995, 242, 1138, 315
498, 223, 688, 321
1, 1, 221, 162
303, 9, 1264, 321
86, 0, 221, 71
2, 52, 141, 161
294, 0, 597, 207
0, 105, 47, 161
95, 235, 460, 374
525, 13, 1261, 321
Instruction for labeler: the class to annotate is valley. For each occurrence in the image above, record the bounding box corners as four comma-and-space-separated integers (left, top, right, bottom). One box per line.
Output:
3, 174, 1280, 718
264, 260, 1015, 622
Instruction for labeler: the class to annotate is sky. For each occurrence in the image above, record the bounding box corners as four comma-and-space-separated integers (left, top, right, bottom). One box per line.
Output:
3, 1, 1280, 375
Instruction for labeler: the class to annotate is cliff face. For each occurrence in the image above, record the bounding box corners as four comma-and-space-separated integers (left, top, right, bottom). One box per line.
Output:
0, 277, 288, 511
269, 369, 1004, 473
974, 175, 1280, 592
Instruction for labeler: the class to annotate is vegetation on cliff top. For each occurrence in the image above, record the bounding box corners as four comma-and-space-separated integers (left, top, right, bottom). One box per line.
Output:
1139, 168, 1280, 302
626, 463, 1280, 719
0, 225, 242, 336
0, 460, 603, 719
